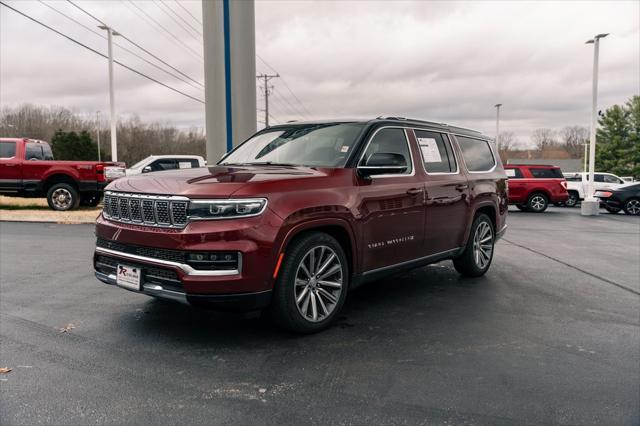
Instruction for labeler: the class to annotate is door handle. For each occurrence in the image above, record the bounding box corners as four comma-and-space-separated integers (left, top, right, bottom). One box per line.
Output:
406, 188, 422, 196
455, 184, 469, 191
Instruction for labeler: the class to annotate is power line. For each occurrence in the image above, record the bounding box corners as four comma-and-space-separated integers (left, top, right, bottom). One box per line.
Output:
256, 55, 314, 117
271, 89, 308, 119
125, 0, 203, 60
173, 0, 202, 26
66, 0, 203, 87
151, 0, 201, 42
0, 1, 204, 104
38, 0, 203, 91
159, 0, 202, 37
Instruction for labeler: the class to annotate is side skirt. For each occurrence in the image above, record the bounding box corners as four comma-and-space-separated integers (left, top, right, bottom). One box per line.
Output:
350, 247, 462, 290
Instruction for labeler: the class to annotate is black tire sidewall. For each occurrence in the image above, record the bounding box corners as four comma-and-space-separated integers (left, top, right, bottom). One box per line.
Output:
272, 232, 349, 333
46, 183, 79, 211
624, 198, 640, 216
566, 192, 578, 207
453, 213, 495, 277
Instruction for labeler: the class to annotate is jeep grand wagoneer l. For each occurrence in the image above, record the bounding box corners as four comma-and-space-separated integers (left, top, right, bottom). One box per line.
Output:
94, 117, 508, 333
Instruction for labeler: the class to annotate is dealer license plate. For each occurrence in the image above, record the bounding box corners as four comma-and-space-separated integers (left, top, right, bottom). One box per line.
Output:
116, 264, 141, 291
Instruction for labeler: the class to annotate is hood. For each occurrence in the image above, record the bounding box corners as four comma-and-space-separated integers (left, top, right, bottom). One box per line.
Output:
106, 165, 336, 198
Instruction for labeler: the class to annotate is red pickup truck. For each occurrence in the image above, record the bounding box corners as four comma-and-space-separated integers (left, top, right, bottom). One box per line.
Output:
0, 138, 125, 210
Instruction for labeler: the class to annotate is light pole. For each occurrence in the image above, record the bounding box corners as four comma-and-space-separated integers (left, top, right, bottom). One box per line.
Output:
96, 111, 101, 162
581, 33, 609, 216
583, 142, 588, 172
494, 103, 502, 144
98, 25, 119, 162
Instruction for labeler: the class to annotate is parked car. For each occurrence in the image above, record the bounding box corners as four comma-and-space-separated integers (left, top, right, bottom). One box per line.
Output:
595, 182, 640, 215
0, 138, 125, 210
504, 164, 568, 212
562, 172, 626, 207
93, 117, 508, 333
126, 155, 205, 176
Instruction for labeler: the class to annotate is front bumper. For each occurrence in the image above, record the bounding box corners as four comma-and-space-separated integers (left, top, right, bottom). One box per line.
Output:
95, 271, 271, 311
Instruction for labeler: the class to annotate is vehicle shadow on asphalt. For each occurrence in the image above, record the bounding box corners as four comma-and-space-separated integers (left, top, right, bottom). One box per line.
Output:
117, 262, 489, 346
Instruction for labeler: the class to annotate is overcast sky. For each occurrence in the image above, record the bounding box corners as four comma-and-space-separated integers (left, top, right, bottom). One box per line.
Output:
1, 0, 638, 147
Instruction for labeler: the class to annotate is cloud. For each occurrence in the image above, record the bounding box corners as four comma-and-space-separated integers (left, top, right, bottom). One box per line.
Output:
1, 0, 638, 146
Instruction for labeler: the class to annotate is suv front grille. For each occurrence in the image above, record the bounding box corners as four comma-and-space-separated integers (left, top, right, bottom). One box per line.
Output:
103, 191, 189, 228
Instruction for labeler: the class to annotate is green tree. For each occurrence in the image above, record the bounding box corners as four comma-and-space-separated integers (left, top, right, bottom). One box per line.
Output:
50, 129, 100, 160
595, 96, 640, 178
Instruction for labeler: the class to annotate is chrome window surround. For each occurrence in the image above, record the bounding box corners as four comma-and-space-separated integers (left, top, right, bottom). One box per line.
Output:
356, 127, 415, 178
103, 191, 189, 228
95, 246, 242, 277
412, 129, 460, 176
452, 133, 497, 173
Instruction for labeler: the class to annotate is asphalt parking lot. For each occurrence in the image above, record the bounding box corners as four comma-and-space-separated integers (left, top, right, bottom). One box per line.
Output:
1, 207, 639, 425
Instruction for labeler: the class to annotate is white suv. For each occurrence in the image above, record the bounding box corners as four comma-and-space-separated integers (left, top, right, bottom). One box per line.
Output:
562, 172, 626, 207
126, 155, 206, 176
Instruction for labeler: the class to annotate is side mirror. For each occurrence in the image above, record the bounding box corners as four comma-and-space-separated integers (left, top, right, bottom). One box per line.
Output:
142, 166, 152, 174
357, 152, 408, 177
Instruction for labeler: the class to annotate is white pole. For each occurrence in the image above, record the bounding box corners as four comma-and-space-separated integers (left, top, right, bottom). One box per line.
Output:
494, 103, 502, 144
106, 28, 117, 162
583, 143, 588, 173
96, 111, 101, 162
581, 33, 608, 216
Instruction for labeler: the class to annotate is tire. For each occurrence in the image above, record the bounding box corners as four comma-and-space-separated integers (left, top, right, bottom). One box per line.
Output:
515, 204, 529, 212
80, 192, 102, 207
623, 198, 640, 216
271, 232, 349, 334
453, 213, 495, 277
527, 192, 548, 213
605, 206, 621, 214
565, 191, 579, 208
46, 183, 80, 211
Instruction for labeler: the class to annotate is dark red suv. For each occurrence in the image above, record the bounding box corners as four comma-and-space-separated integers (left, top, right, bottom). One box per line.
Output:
94, 118, 508, 332
504, 164, 569, 212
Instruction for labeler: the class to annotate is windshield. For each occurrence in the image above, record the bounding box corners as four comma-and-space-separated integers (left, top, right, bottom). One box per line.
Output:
219, 123, 365, 168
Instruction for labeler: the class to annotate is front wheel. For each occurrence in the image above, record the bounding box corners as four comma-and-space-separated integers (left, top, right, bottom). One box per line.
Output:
527, 193, 548, 213
453, 214, 495, 277
624, 198, 640, 216
46, 183, 80, 211
271, 232, 349, 334
565, 191, 579, 207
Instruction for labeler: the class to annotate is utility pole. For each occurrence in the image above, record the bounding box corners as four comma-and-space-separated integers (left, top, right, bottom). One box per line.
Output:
494, 103, 502, 144
257, 73, 279, 127
96, 111, 101, 162
98, 25, 119, 162
581, 33, 609, 216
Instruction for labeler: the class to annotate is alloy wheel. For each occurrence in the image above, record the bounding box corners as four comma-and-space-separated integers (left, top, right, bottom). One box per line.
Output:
530, 195, 546, 211
294, 245, 343, 322
473, 221, 493, 269
626, 199, 640, 215
566, 193, 578, 207
52, 188, 73, 210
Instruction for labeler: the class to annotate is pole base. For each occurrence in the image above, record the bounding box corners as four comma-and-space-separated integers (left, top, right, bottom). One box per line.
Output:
581, 199, 600, 216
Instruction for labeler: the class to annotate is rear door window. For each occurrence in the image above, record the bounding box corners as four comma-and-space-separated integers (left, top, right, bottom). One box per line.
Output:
456, 136, 495, 172
530, 168, 563, 178
505, 168, 523, 178
150, 159, 178, 171
0, 142, 16, 158
414, 130, 457, 173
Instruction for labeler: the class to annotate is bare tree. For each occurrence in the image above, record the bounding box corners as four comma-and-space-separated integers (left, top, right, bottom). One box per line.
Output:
496, 131, 517, 162
531, 128, 557, 153
559, 125, 588, 158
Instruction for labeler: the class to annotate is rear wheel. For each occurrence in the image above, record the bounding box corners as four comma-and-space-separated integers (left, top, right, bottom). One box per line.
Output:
624, 198, 640, 216
527, 193, 548, 213
80, 192, 102, 207
46, 183, 80, 211
453, 214, 495, 277
271, 232, 348, 334
565, 191, 579, 207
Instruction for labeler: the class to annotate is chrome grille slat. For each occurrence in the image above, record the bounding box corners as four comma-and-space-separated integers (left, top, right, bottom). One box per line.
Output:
102, 191, 189, 228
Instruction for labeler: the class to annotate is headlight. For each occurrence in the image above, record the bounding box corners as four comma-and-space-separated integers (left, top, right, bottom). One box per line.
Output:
188, 198, 267, 220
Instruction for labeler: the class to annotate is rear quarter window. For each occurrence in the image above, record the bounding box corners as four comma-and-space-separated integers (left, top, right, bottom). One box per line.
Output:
530, 168, 563, 178
456, 136, 495, 172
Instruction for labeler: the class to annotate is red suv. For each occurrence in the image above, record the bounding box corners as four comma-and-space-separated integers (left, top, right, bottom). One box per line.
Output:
94, 118, 508, 333
504, 164, 568, 212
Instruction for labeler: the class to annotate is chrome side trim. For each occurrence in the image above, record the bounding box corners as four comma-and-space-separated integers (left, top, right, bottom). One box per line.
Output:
95, 246, 241, 277
95, 271, 188, 304
361, 247, 462, 277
